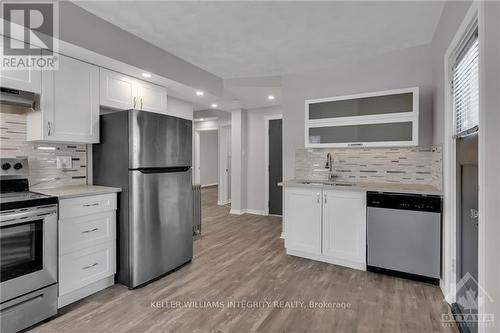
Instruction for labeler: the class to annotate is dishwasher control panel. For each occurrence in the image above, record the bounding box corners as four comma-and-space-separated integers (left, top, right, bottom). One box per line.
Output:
367, 192, 442, 213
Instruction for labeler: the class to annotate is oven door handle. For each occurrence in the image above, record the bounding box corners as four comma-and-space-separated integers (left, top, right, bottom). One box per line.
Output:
0, 207, 57, 225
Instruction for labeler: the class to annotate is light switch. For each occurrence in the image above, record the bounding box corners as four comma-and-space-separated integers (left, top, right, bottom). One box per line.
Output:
56, 156, 72, 169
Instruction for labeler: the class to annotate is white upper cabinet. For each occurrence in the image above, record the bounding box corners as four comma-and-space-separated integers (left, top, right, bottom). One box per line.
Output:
305, 87, 419, 148
0, 38, 42, 93
322, 189, 366, 267
136, 80, 167, 113
100, 69, 167, 114
27, 54, 99, 143
99, 68, 136, 110
284, 187, 322, 255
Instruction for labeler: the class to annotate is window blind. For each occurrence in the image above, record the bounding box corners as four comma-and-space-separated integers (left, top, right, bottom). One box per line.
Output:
452, 31, 479, 137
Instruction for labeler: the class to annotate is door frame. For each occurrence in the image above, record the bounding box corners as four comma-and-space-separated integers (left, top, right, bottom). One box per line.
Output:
264, 114, 283, 216
442, 2, 480, 304
193, 126, 218, 186
218, 122, 231, 206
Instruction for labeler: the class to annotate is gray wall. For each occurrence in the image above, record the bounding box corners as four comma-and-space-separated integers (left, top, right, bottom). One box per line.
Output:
246, 106, 282, 212
59, 2, 223, 96
282, 44, 434, 180
431, 0, 473, 144
199, 130, 218, 186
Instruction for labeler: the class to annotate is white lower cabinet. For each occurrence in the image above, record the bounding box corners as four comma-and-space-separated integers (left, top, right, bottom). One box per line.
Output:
58, 194, 117, 308
284, 187, 367, 271
284, 187, 322, 255
321, 189, 366, 269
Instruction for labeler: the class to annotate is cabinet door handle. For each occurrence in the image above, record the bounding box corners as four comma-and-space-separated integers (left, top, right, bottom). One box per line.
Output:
348, 143, 363, 147
133, 97, 136, 108
316, 192, 320, 203
83, 203, 99, 207
324, 194, 327, 204
140, 98, 143, 110
47, 121, 52, 136
82, 262, 98, 270
82, 227, 99, 234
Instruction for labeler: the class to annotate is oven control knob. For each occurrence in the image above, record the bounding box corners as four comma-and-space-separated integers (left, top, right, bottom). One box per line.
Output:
13, 163, 23, 170
1, 163, 11, 170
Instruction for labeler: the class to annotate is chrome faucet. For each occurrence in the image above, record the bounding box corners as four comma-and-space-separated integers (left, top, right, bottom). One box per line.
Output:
325, 153, 335, 181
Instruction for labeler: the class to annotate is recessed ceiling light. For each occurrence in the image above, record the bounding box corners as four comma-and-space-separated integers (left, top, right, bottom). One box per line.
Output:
199, 118, 204, 121
141, 72, 152, 78
267, 95, 275, 100
211, 103, 218, 108
196, 91, 204, 96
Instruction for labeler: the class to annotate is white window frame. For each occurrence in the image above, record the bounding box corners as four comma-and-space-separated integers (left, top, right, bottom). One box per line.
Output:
304, 87, 419, 148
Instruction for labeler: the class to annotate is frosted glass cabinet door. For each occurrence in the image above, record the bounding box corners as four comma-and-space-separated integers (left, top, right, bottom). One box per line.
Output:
308, 92, 413, 120
308, 122, 414, 145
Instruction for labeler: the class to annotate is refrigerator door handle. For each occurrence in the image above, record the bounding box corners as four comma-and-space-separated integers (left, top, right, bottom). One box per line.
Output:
131, 166, 191, 174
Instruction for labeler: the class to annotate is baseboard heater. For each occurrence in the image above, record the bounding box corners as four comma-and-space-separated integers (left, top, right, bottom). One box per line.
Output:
193, 184, 202, 236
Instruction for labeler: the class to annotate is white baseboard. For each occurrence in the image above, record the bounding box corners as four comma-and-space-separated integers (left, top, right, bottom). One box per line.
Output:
229, 209, 245, 215
245, 209, 267, 216
201, 183, 218, 188
230, 208, 267, 216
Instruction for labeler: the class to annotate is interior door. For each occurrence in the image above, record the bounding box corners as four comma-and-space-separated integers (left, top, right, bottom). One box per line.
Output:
455, 133, 479, 332
129, 168, 193, 287
268, 119, 283, 215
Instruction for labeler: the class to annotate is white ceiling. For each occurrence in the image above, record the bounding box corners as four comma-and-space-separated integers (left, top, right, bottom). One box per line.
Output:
75, 1, 444, 79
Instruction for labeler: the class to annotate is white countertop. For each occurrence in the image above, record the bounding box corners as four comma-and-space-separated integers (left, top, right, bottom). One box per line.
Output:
33, 185, 122, 199
283, 179, 442, 196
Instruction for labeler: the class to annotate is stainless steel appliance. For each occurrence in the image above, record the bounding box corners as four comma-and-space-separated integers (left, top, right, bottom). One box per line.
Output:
367, 191, 442, 285
0, 87, 39, 110
93, 110, 193, 288
0, 158, 58, 333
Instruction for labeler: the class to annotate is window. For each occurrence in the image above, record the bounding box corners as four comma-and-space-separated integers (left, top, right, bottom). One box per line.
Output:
452, 29, 479, 137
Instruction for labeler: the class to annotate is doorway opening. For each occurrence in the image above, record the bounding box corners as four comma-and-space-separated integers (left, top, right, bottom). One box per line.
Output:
264, 115, 283, 216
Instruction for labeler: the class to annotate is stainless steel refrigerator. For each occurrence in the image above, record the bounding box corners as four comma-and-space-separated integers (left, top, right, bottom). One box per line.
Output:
93, 110, 193, 288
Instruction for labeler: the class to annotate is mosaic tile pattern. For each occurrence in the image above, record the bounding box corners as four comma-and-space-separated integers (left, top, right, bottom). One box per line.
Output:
295, 146, 442, 190
0, 111, 87, 189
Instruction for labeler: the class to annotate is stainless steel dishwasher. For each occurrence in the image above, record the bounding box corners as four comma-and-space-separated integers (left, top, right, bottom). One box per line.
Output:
366, 191, 442, 285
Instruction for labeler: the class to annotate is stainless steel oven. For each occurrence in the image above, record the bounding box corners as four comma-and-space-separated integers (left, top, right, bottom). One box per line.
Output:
0, 158, 58, 333
1, 205, 58, 300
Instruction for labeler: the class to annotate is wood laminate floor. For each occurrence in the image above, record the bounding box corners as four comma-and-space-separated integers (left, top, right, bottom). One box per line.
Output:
31, 187, 457, 333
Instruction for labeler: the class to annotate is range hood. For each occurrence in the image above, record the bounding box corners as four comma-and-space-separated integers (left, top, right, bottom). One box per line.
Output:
0, 87, 39, 111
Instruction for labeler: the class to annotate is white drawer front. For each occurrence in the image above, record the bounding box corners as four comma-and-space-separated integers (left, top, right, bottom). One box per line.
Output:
59, 242, 116, 296
59, 193, 117, 218
59, 211, 116, 256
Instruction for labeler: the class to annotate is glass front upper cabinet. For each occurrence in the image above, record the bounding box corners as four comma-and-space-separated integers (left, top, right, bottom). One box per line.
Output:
305, 87, 419, 148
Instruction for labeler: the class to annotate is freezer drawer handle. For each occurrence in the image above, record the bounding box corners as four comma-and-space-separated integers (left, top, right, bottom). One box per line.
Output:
82, 262, 98, 270
82, 227, 99, 234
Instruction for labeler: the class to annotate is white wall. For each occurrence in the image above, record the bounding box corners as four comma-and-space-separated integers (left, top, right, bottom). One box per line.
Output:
199, 130, 218, 186
282, 44, 434, 180
230, 109, 247, 214
168, 97, 193, 120
246, 106, 282, 213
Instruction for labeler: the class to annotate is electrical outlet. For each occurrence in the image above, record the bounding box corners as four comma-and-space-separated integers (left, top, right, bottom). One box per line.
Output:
56, 156, 72, 169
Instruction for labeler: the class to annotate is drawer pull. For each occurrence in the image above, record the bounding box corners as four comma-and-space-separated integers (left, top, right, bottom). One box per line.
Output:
82, 262, 98, 270
82, 227, 99, 234
83, 203, 99, 207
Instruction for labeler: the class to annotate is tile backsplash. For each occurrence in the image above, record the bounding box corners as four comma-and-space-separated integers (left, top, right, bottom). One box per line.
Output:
295, 146, 442, 190
0, 110, 87, 189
